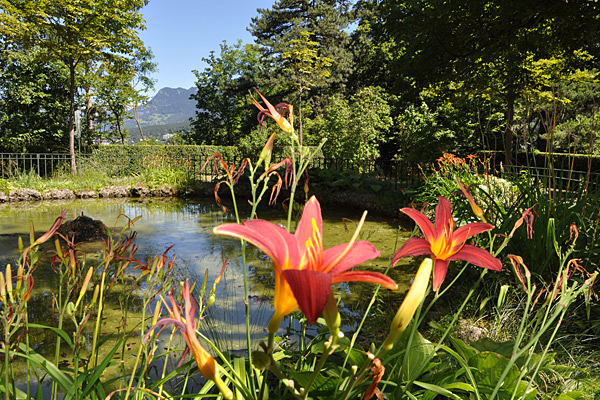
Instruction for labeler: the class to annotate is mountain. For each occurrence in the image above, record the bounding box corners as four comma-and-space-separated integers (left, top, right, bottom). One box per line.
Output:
125, 86, 197, 129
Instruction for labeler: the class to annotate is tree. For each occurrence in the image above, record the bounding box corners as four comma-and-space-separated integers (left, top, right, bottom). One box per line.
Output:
249, 0, 354, 113
0, 47, 70, 152
190, 40, 264, 145
93, 48, 156, 144
0, 0, 149, 172
379, 0, 600, 164
320, 87, 393, 169
282, 30, 332, 143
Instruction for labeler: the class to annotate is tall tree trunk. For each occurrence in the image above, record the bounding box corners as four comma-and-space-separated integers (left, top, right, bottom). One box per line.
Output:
86, 86, 94, 135
69, 63, 77, 175
298, 87, 303, 146
116, 116, 125, 144
133, 102, 145, 141
504, 91, 516, 167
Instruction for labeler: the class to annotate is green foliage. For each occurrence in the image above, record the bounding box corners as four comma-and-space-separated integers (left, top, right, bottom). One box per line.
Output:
91, 144, 243, 163
550, 112, 600, 154
190, 40, 263, 145
308, 167, 389, 195
319, 87, 393, 170
0, 48, 70, 152
93, 47, 157, 144
417, 151, 600, 282
378, 0, 600, 163
0, 0, 150, 169
249, 0, 354, 111
282, 30, 333, 93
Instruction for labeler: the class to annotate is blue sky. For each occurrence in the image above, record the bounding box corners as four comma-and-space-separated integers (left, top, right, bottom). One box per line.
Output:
138, 0, 275, 96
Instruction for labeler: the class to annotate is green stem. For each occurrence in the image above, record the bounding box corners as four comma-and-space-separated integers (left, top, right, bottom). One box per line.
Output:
124, 297, 149, 400
90, 271, 106, 367
51, 271, 66, 400
24, 303, 30, 400
286, 141, 299, 231
300, 335, 339, 400
3, 315, 10, 400
227, 179, 257, 398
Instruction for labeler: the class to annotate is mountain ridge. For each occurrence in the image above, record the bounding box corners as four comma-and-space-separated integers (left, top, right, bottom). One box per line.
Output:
125, 86, 197, 129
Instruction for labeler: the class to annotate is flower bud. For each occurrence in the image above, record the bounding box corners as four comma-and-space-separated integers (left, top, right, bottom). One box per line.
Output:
15, 263, 24, 291
75, 267, 94, 308
382, 258, 432, 352
322, 294, 341, 338
0, 272, 6, 304
251, 350, 273, 370
5, 264, 13, 303
257, 133, 276, 169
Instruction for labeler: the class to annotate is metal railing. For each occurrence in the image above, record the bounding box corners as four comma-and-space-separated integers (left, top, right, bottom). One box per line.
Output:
499, 164, 600, 198
2, 152, 597, 196
0, 153, 73, 178
0, 153, 422, 189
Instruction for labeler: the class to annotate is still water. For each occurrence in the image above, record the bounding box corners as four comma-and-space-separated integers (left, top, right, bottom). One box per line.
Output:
0, 197, 414, 352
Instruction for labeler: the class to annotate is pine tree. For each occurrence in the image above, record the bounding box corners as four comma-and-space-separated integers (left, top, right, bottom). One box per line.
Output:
249, 0, 354, 113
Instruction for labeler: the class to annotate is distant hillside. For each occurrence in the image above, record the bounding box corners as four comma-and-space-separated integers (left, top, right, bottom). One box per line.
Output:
125, 86, 197, 129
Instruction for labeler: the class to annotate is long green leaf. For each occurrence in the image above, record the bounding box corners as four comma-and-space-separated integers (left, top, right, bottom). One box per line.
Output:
413, 381, 462, 400
13, 344, 75, 394
76, 337, 125, 399
0, 383, 29, 400
26, 323, 74, 349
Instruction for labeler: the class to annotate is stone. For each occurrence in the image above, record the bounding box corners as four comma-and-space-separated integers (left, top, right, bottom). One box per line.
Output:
9, 189, 42, 202
77, 190, 99, 199
99, 186, 130, 198
58, 214, 108, 242
42, 189, 76, 200
131, 185, 150, 197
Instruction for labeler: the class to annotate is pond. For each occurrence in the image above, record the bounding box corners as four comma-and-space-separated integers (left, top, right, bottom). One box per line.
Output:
0, 196, 415, 380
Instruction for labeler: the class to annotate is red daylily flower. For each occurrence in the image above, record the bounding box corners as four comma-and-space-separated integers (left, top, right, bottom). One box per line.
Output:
392, 197, 502, 291
250, 89, 294, 134
145, 280, 233, 400
213, 196, 396, 325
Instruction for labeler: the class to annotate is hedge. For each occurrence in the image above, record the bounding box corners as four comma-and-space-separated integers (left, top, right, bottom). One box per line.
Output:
92, 144, 324, 164
92, 144, 243, 163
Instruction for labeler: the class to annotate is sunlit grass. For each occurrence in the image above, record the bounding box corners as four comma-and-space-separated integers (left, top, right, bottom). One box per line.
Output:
4, 157, 197, 193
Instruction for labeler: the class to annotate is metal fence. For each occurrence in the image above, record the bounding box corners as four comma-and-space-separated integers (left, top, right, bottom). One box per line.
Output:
0, 153, 74, 178
2, 152, 598, 196
0, 153, 422, 189
499, 164, 600, 198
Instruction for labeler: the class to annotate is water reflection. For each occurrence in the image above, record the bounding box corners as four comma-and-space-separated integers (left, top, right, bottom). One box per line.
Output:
0, 197, 414, 352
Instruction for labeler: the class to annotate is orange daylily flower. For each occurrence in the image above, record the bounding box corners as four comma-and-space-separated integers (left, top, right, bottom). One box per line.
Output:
457, 180, 484, 220
145, 280, 233, 400
213, 196, 396, 326
392, 197, 502, 291
250, 89, 294, 134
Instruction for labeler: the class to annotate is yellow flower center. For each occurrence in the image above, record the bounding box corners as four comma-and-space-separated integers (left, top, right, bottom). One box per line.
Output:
430, 218, 458, 260
303, 218, 323, 271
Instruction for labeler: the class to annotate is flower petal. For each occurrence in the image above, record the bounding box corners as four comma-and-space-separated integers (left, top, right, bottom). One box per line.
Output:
331, 270, 397, 290
392, 238, 432, 266
274, 270, 299, 318
401, 208, 435, 241
434, 197, 453, 234
449, 244, 502, 271
432, 258, 449, 291
144, 318, 186, 342
283, 269, 332, 323
453, 222, 494, 245
295, 196, 322, 252
213, 220, 300, 272
322, 241, 380, 275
